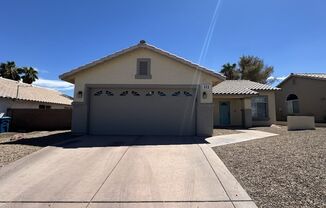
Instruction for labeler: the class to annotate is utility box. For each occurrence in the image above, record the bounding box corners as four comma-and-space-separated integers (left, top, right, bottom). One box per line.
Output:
199, 83, 212, 103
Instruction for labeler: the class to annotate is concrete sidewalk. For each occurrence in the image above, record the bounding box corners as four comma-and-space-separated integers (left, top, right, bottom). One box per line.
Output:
206, 130, 278, 147
0, 136, 257, 208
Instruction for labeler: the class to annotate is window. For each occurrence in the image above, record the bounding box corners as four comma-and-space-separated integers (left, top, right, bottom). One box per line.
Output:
39, 105, 51, 109
94, 90, 103, 96
184, 91, 192, 96
135, 58, 151, 79
251, 96, 268, 120
286, 94, 299, 114
172, 91, 181, 96
105, 91, 114, 96
146, 91, 154, 96
131, 91, 140, 96
158, 91, 166, 96
120, 91, 129, 96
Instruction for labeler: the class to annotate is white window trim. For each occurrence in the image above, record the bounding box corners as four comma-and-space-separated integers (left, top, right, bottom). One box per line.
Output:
287, 99, 299, 114
251, 96, 269, 121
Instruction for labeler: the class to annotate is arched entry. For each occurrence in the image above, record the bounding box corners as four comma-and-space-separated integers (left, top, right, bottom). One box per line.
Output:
286, 94, 299, 114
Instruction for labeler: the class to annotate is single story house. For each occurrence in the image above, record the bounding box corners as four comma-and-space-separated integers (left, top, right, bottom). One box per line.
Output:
276, 73, 326, 123
60, 40, 225, 136
0, 77, 72, 116
213, 80, 279, 128
60, 41, 278, 136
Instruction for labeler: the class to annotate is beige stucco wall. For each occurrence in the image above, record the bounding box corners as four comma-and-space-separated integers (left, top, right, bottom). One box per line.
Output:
252, 91, 276, 126
287, 116, 315, 130
276, 77, 326, 122
213, 90, 276, 127
0, 98, 69, 115
71, 48, 219, 102
213, 98, 243, 126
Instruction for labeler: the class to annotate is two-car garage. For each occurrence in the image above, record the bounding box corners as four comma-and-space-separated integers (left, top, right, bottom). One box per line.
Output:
60, 41, 222, 136
89, 87, 197, 136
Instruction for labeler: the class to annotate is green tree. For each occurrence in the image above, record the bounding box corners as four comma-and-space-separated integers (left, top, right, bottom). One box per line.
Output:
21, 67, 39, 84
238, 56, 273, 84
0, 61, 22, 81
220, 63, 239, 80
220, 56, 274, 84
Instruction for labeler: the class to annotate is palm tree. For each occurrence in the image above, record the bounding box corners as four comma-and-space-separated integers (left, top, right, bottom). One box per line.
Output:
238, 56, 273, 84
220, 63, 239, 80
21, 67, 38, 84
0, 61, 22, 81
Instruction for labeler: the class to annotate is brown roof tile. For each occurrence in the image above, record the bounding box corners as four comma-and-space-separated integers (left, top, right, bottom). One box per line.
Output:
0, 77, 72, 105
277, 73, 326, 87
295, 73, 326, 80
213, 80, 279, 95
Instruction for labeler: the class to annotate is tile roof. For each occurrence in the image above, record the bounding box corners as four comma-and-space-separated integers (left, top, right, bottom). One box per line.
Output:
213, 80, 279, 95
59, 41, 225, 83
277, 73, 326, 87
0, 77, 72, 105
294, 73, 326, 80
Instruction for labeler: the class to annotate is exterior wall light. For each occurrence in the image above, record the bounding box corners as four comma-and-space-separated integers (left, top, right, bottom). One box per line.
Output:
77, 91, 83, 98
202, 91, 207, 99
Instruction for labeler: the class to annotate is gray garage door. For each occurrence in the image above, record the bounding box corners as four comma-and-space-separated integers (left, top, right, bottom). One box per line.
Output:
89, 88, 196, 136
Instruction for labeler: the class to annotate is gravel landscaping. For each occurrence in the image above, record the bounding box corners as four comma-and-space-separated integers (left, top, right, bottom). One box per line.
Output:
0, 131, 74, 168
213, 126, 326, 208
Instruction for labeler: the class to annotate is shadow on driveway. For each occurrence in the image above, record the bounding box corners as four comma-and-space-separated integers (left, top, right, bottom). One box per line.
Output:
2, 133, 209, 148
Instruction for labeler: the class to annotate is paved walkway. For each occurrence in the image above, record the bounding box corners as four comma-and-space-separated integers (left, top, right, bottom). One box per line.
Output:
0, 136, 257, 208
206, 130, 278, 147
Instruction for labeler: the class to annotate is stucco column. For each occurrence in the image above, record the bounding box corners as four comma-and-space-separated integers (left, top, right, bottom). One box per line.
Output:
196, 84, 213, 136
71, 102, 88, 134
196, 103, 214, 136
242, 98, 252, 128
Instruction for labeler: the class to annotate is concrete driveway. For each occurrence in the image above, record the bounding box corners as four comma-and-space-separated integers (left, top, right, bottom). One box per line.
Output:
0, 136, 256, 208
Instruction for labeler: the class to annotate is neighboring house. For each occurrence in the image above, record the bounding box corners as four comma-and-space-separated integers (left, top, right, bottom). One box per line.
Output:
0, 77, 72, 115
60, 40, 225, 136
213, 80, 279, 127
276, 73, 326, 123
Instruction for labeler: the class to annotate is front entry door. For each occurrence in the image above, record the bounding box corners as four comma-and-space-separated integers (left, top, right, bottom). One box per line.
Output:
219, 102, 230, 126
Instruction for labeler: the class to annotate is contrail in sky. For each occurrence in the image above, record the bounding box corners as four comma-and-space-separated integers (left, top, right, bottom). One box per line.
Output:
198, 0, 223, 64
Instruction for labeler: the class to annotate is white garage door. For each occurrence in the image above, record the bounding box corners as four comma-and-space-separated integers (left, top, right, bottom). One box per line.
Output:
89, 88, 197, 136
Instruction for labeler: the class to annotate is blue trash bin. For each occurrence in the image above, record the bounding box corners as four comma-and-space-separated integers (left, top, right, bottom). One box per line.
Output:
0, 117, 11, 133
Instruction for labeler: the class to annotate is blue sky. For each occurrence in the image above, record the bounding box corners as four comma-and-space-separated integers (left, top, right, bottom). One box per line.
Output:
1, 0, 326, 95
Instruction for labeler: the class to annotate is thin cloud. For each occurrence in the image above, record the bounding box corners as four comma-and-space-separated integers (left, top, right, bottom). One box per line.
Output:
267, 76, 287, 82
33, 78, 74, 91
34, 68, 49, 74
